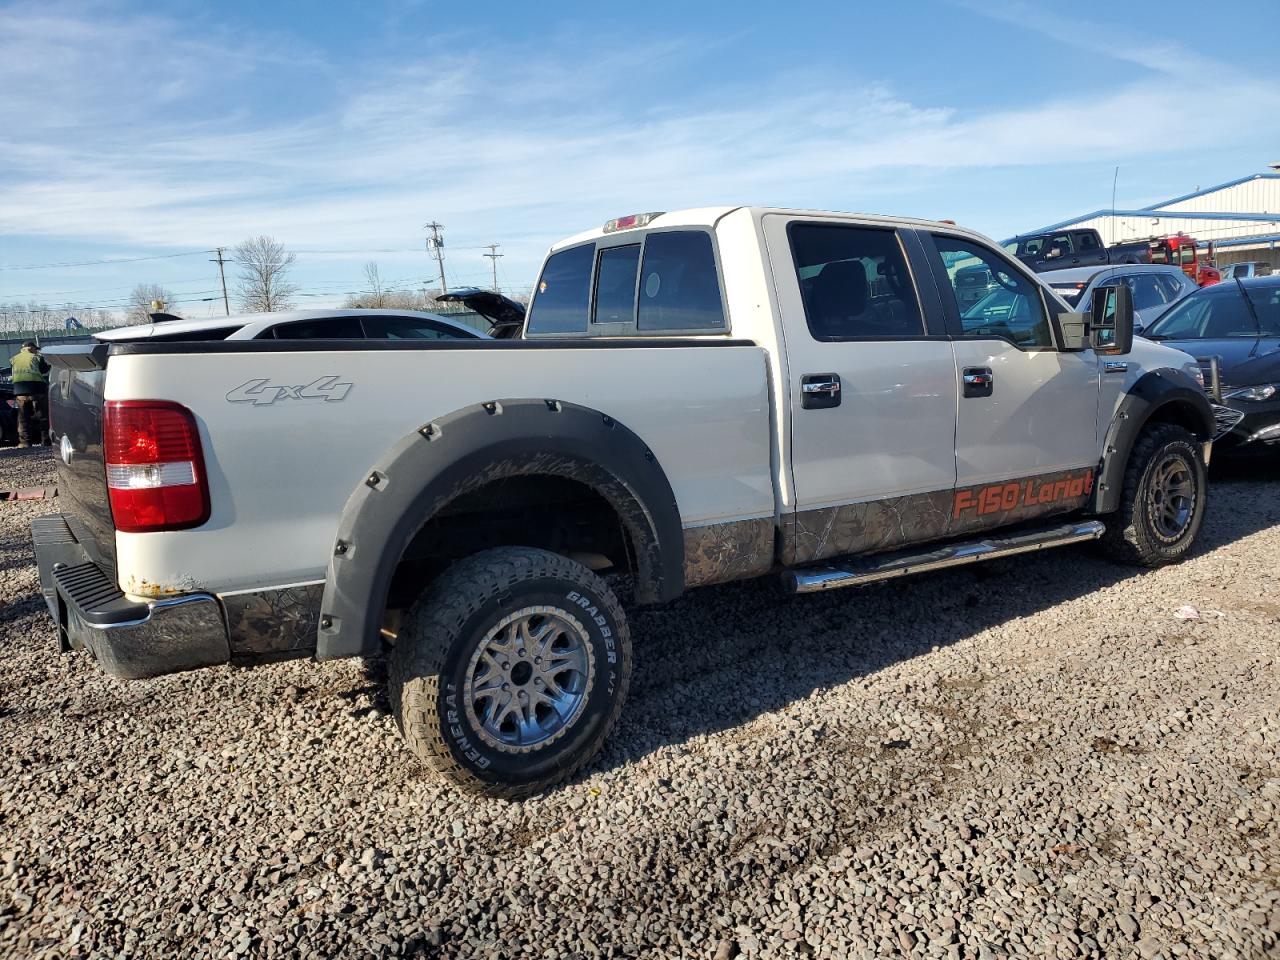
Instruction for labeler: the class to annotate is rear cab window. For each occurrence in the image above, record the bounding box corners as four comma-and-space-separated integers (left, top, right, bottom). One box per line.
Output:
526, 229, 726, 337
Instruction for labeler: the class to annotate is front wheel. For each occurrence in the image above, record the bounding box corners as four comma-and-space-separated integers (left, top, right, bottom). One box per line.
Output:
1099, 422, 1207, 567
389, 547, 632, 798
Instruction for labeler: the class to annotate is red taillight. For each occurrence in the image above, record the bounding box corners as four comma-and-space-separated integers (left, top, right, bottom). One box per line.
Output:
103, 401, 210, 533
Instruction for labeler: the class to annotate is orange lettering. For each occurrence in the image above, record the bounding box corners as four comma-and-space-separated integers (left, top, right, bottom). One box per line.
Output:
1001, 484, 1020, 510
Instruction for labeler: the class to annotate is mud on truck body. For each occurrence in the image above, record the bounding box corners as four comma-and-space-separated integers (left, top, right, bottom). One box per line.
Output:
36, 207, 1218, 797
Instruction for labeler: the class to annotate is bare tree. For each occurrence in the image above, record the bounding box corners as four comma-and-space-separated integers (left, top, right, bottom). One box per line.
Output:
234, 236, 298, 312
363, 261, 386, 308
127, 283, 176, 324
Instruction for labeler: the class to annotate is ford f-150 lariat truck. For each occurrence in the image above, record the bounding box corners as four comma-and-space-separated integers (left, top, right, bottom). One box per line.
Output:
36, 207, 1216, 797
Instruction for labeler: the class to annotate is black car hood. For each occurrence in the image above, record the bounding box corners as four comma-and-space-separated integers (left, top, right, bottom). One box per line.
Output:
435, 289, 525, 338
1158, 336, 1280, 387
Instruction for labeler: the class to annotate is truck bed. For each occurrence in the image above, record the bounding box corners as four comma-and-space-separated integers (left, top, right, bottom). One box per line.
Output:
47, 337, 776, 600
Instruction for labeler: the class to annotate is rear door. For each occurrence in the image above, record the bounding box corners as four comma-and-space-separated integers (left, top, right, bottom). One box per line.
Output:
919, 231, 1100, 522
1074, 231, 1107, 267
763, 215, 958, 563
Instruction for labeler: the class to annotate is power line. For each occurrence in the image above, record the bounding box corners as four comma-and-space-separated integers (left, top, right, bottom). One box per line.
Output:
0, 250, 213, 271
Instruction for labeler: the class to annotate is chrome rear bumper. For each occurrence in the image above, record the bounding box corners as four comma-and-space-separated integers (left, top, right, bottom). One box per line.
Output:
32, 515, 230, 679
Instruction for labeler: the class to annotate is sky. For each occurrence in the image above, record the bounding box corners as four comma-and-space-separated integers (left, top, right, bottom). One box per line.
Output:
2, 0, 1278, 320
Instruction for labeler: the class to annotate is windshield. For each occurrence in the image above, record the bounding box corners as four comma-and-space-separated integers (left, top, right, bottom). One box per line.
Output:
1144, 283, 1280, 339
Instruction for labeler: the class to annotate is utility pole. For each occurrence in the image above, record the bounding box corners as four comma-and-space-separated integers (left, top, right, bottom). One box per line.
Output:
425, 222, 447, 294
211, 247, 231, 316
483, 243, 503, 290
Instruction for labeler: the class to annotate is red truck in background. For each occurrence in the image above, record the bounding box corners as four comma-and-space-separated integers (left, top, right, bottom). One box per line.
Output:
1149, 234, 1221, 287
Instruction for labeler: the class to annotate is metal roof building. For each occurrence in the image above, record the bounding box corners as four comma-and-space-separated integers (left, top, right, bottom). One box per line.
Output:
1022, 168, 1280, 270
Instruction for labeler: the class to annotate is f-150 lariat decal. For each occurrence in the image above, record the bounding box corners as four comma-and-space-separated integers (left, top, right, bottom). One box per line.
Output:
952, 469, 1094, 520
787, 467, 1098, 566
227, 375, 353, 406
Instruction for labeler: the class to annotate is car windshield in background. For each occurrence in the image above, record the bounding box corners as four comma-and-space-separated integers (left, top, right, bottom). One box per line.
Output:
1145, 282, 1280, 339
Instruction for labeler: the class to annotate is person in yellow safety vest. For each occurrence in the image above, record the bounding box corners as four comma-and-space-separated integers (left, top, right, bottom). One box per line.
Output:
10, 341, 52, 448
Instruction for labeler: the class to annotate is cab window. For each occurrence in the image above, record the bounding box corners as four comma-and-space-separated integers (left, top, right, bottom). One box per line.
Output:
932, 236, 1054, 349
789, 224, 925, 340
592, 244, 641, 324
637, 231, 725, 331
526, 243, 595, 335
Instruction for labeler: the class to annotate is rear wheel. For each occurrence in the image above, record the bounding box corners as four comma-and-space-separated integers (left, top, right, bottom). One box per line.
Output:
389, 547, 631, 798
1100, 423, 1206, 567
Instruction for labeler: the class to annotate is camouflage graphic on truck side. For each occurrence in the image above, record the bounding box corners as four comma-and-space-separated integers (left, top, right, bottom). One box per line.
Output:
784, 467, 1096, 566
224, 584, 324, 658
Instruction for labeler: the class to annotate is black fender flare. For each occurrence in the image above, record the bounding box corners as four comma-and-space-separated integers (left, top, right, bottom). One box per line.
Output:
315, 399, 684, 660
1093, 369, 1214, 514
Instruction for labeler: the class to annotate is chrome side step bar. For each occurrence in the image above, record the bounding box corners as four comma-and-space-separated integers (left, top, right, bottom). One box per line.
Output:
783, 520, 1106, 595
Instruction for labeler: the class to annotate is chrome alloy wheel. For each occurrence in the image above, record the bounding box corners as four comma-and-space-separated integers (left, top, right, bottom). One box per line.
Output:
1148, 453, 1196, 542
463, 606, 595, 753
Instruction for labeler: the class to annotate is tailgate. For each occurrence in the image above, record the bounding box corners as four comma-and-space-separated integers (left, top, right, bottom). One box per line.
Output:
45, 343, 116, 575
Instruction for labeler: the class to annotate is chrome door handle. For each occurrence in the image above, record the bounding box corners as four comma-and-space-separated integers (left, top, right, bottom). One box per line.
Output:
962, 367, 993, 398
802, 380, 840, 395
801, 373, 841, 409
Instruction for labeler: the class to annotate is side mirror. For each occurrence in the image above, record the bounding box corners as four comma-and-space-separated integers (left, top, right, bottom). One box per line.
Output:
1089, 283, 1134, 355
1045, 247, 1063, 260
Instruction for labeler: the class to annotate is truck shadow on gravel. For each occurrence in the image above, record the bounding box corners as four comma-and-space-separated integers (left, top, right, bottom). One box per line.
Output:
583, 476, 1280, 783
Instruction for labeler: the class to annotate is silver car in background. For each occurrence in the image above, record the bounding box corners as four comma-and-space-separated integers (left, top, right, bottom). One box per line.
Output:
1045, 264, 1197, 333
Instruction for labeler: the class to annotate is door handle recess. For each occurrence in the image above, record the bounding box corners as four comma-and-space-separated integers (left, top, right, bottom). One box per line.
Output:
963, 367, 993, 398
801, 373, 841, 409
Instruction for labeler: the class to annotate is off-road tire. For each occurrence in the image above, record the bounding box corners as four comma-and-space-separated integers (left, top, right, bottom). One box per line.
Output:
388, 547, 632, 799
1099, 423, 1206, 567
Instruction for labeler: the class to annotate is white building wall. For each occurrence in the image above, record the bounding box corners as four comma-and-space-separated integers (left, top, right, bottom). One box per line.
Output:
1152, 176, 1280, 216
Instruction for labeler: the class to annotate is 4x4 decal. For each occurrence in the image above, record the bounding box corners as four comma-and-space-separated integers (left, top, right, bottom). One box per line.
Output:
227, 375, 353, 406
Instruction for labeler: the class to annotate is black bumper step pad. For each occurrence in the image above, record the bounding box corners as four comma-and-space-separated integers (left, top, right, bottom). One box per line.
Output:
52, 562, 149, 627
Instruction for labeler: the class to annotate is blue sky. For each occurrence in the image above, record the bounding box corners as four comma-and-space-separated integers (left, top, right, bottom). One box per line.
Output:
2, 0, 1277, 319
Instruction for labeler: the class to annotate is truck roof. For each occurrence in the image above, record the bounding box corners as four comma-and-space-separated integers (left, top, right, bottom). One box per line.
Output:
551, 207, 994, 251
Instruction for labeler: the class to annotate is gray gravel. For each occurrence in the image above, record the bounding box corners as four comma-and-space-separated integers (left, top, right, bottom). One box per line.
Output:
1, 446, 1278, 959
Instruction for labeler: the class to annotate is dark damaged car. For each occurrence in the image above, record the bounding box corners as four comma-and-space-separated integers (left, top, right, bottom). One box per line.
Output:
1143, 275, 1280, 456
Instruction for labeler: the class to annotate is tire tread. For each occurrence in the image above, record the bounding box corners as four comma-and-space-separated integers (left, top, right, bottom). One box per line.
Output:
388, 546, 631, 799
1099, 422, 1205, 568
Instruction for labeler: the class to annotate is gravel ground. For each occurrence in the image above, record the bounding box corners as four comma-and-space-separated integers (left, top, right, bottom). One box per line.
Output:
1, 446, 1277, 960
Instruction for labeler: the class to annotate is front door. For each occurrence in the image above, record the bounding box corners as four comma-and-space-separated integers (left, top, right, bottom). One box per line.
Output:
763, 215, 958, 564
920, 231, 1101, 531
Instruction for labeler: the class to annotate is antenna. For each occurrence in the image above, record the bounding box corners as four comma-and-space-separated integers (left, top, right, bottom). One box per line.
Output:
1110, 166, 1119, 247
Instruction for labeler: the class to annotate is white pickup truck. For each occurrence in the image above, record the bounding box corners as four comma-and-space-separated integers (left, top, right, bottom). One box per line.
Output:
36, 207, 1217, 797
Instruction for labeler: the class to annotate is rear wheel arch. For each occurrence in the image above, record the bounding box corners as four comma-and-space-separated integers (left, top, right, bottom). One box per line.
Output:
316, 399, 683, 660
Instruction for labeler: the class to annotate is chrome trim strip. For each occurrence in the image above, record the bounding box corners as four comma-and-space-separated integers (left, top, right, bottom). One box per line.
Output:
784, 520, 1105, 594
